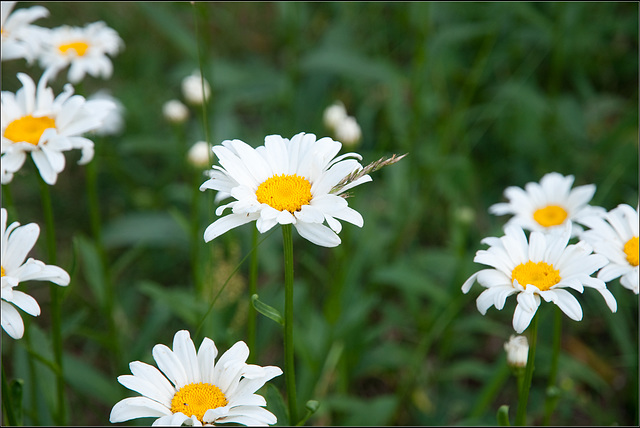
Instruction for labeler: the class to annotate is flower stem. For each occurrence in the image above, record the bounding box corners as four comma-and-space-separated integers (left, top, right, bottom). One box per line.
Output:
543, 307, 562, 425
38, 176, 66, 426
282, 224, 298, 425
1, 362, 18, 426
515, 312, 539, 426
247, 227, 259, 364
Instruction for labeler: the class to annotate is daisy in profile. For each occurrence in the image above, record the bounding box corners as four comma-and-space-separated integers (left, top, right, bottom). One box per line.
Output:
579, 204, 639, 294
1, 208, 70, 339
462, 223, 617, 333
1, 1, 49, 63
489, 172, 605, 237
37, 21, 123, 84
200, 132, 372, 247
1, 71, 116, 184
110, 330, 282, 426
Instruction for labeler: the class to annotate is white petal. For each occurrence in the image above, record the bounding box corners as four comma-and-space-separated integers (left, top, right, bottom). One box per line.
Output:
540, 289, 583, 321
203, 213, 259, 242
1, 301, 25, 339
129, 361, 177, 400
9, 290, 41, 316
294, 221, 340, 247
172, 330, 200, 382
197, 337, 219, 385
4, 222, 39, 270
152, 344, 188, 389
117, 374, 173, 407
109, 396, 172, 423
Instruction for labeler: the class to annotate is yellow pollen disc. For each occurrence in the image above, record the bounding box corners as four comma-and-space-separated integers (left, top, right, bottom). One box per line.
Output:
533, 205, 568, 227
4, 115, 56, 145
624, 236, 639, 267
255, 174, 313, 213
170, 382, 228, 423
58, 41, 89, 56
511, 261, 561, 291
1, 266, 5, 277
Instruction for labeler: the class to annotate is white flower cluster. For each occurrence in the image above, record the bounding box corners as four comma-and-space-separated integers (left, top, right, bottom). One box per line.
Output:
463, 172, 638, 333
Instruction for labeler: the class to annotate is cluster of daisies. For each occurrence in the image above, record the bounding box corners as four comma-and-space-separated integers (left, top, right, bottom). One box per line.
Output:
463, 172, 638, 334
1, 2, 291, 426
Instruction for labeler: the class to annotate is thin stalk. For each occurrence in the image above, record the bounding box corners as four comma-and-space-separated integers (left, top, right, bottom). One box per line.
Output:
247, 227, 259, 364
282, 224, 298, 425
542, 307, 562, 425
38, 176, 66, 426
515, 313, 539, 426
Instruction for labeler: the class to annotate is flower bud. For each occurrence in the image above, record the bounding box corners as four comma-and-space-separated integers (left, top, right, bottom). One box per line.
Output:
187, 141, 212, 168
181, 70, 211, 105
163, 99, 189, 124
504, 335, 529, 370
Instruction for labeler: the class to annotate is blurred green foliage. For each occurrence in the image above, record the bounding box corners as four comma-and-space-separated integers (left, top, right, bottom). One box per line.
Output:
2, 2, 638, 426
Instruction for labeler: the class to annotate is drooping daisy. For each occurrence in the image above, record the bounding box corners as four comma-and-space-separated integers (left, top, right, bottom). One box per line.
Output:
1, 208, 70, 340
2, 71, 116, 184
37, 21, 123, 84
1, 1, 49, 63
199, 132, 372, 248
110, 330, 282, 426
489, 172, 605, 237
462, 223, 617, 333
579, 204, 639, 294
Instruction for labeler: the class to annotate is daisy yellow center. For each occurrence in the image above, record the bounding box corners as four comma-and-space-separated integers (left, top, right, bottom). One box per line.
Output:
255, 174, 313, 213
533, 205, 568, 227
58, 41, 89, 56
170, 382, 228, 424
624, 236, 639, 267
511, 261, 561, 291
1, 266, 5, 277
4, 115, 56, 145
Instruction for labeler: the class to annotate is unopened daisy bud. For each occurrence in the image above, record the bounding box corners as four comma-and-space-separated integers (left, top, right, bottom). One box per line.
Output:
504, 335, 529, 370
323, 101, 347, 130
163, 99, 189, 124
335, 115, 362, 147
187, 141, 211, 168
182, 70, 211, 105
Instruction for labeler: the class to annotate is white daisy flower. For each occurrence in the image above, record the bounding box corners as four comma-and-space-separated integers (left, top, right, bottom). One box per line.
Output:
110, 330, 282, 426
1, 1, 49, 63
489, 172, 605, 237
199, 132, 372, 248
1, 208, 70, 340
462, 223, 617, 334
37, 21, 123, 84
1, 71, 116, 184
579, 204, 639, 294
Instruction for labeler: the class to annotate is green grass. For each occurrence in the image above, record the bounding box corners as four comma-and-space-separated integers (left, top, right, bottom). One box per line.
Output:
2, 2, 638, 426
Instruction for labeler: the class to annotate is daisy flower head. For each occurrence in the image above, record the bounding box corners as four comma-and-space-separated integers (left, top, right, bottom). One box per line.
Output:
2, 71, 116, 184
579, 204, 639, 294
37, 21, 123, 84
462, 223, 617, 334
1, 1, 49, 63
199, 132, 373, 248
489, 172, 605, 237
1, 208, 70, 339
110, 330, 282, 426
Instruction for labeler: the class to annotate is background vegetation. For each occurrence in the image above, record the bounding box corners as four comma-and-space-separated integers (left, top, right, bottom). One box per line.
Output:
2, 2, 638, 426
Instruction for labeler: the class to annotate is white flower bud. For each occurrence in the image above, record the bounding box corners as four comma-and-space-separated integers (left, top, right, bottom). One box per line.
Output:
181, 70, 211, 105
187, 141, 211, 168
335, 115, 362, 147
163, 99, 189, 124
323, 102, 347, 130
504, 335, 529, 368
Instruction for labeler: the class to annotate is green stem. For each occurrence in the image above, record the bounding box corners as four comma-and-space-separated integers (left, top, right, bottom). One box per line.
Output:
247, 227, 259, 364
515, 313, 539, 426
542, 307, 562, 425
282, 224, 298, 425
38, 176, 66, 426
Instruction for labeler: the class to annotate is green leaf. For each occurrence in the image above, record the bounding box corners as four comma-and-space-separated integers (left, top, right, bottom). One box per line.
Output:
251, 294, 284, 326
